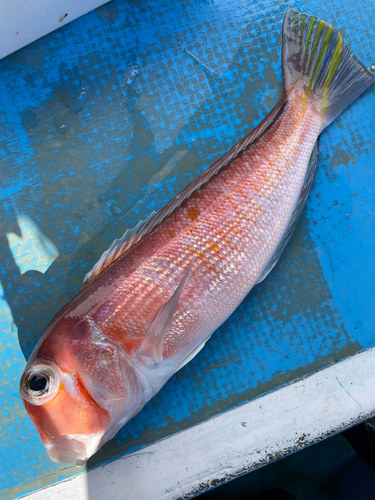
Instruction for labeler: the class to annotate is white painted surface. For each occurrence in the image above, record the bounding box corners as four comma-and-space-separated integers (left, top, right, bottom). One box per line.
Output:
21, 347, 375, 500
0, 0, 110, 60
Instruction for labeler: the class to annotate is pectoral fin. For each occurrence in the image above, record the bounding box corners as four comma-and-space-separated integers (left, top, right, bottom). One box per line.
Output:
136, 258, 196, 364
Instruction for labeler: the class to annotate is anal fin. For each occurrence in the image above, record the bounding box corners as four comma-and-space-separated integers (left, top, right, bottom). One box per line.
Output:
178, 340, 208, 371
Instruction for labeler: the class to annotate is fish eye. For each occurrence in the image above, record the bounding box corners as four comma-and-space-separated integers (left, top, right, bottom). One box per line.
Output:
29, 374, 48, 392
20, 361, 60, 406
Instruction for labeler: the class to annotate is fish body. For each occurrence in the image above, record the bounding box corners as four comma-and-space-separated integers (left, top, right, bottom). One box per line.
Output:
20, 10, 375, 464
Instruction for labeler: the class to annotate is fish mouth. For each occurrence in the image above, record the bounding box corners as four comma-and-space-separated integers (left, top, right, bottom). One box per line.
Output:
44, 431, 105, 465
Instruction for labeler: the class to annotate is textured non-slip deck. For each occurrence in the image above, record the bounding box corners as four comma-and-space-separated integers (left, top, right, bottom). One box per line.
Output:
0, 0, 374, 498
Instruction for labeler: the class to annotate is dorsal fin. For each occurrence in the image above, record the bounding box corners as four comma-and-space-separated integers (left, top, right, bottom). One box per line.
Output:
82, 94, 289, 288
82, 214, 157, 286
256, 139, 319, 285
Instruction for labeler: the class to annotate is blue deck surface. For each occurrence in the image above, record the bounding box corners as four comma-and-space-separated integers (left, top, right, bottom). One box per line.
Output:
0, 0, 374, 498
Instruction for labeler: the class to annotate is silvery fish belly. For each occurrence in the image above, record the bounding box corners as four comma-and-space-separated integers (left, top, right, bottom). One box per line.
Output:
19, 9, 375, 465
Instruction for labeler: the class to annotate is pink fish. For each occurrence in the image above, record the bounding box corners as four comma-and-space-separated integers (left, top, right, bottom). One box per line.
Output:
20, 9, 374, 464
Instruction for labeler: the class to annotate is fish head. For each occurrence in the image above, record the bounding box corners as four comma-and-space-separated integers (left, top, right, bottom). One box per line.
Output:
19, 316, 143, 465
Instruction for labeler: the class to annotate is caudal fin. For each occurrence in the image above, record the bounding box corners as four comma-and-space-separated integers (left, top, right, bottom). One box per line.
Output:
282, 9, 375, 128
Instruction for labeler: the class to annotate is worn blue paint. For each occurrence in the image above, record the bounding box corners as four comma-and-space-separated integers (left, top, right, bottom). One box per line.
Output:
0, 0, 374, 498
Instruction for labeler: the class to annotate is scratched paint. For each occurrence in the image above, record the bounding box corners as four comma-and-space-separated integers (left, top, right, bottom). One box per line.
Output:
0, 0, 374, 498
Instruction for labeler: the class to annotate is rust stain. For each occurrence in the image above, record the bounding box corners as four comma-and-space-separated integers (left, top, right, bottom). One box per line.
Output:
168, 229, 176, 238
59, 13, 68, 23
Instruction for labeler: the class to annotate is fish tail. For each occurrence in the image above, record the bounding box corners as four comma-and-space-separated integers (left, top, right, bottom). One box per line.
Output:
282, 9, 375, 128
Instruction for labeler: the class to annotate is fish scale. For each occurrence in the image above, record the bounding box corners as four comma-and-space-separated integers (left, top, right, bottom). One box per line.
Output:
96, 92, 321, 361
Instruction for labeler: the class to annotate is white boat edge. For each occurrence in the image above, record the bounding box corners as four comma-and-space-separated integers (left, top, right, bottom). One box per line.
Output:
0, 0, 111, 60
20, 346, 375, 500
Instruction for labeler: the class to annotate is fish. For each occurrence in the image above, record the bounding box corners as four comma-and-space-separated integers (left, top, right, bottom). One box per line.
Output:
20, 9, 374, 465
